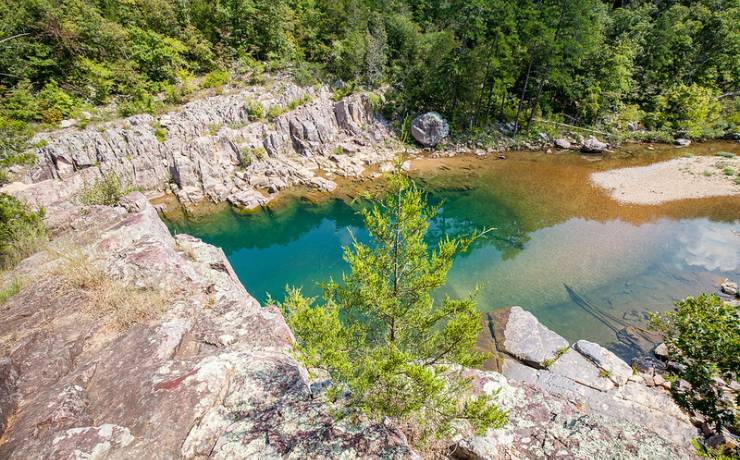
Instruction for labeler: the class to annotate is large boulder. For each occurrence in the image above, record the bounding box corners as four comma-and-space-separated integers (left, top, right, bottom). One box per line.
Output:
490, 306, 569, 368
410, 112, 449, 147
581, 136, 608, 153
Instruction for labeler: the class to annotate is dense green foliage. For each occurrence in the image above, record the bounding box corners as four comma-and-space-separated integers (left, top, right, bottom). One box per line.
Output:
0, 0, 737, 170
276, 173, 506, 440
650, 294, 739, 432
0, 193, 46, 268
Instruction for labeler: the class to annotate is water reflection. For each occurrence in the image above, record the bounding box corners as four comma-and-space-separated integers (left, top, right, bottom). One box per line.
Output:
165, 146, 740, 356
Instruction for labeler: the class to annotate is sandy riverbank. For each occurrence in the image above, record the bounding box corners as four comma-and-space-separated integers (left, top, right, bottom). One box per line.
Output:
591, 154, 739, 205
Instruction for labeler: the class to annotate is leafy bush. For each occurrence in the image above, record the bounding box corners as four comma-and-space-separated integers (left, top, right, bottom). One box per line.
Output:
0, 277, 23, 304
245, 99, 265, 120
267, 105, 285, 120
287, 95, 311, 110
276, 173, 506, 441
1, 81, 39, 121
36, 81, 79, 124
0, 193, 46, 269
118, 87, 155, 117
201, 69, 230, 89
253, 146, 266, 160
0, 115, 34, 181
650, 294, 739, 431
151, 122, 167, 142
78, 173, 136, 206
238, 147, 252, 167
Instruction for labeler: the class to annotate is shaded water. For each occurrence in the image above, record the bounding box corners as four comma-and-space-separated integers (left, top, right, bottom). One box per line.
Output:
166, 142, 740, 357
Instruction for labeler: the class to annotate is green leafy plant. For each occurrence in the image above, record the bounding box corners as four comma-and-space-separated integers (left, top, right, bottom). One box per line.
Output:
267, 105, 285, 120
599, 369, 611, 379
245, 99, 265, 120
78, 173, 136, 206
151, 122, 167, 142
0, 193, 46, 269
0, 277, 23, 304
649, 294, 739, 431
201, 69, 230, 89
276, 172, 506, 441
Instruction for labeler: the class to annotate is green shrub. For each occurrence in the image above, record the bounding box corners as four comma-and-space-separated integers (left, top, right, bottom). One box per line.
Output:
287, 95, 311, 110
151, 122, 167, 142
0, 277, 23, 304
239, 147, 252, 167
252, 146, 266, 160
1, 81, 40, 122
0, 194, 46, 269
649, 294, 739, 431
118, 88, 155, 117
367, 93, 382, 112
267, 105, 285, 120
78, 173, 136, 206
37, 80, 78, 124
201, 69, 230, 89
245, 99, 264, 120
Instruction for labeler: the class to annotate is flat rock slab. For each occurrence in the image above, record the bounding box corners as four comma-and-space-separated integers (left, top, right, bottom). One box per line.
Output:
574, 339, 633, 386
491, 306, 568, 367
549, 348, 615, 392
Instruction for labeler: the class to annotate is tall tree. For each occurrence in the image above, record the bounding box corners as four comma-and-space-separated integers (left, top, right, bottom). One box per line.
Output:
277, 171, 506, 440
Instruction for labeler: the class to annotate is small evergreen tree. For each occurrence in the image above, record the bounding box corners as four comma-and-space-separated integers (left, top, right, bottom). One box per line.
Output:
277, 171, 506, 441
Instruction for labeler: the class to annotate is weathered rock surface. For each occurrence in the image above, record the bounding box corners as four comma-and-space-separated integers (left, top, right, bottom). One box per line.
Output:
455, 369, 697, 459
574, 339, 633, 386
227, 188, 272, 210
0, 196, 415, 459
410, 112, 449, 147
554, 138, 572, 149
549, 347, 615, 392
9, 81, 393, 211
490, 306, 569, 367
581, 136, 608, 153
479, 307, 699, 456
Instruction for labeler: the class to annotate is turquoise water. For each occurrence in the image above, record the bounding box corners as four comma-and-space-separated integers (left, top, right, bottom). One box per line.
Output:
165, 148, 740, 356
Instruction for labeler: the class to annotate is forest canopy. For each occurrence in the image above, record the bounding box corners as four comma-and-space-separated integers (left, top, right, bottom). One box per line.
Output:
0, 0, 737, 151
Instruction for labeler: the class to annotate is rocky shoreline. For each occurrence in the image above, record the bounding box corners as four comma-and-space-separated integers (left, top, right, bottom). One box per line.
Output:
0, 193, 702, 459
1, 82, 730, 459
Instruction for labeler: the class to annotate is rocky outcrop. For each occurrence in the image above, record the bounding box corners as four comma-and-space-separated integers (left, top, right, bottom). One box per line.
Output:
0, 194, 415, 459
456, 369, 697, 459
479, 307, 699, 456
581, 136, 608, 153
10, 81, 393, 211
410, 112, 449, 147
489, 306, 568, 367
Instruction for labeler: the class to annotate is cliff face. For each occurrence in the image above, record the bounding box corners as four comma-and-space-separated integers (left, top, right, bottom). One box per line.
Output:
11, 81, 393, 211
0, 194, 415, 459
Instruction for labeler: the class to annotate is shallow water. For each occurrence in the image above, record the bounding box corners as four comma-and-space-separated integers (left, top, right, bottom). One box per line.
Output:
166, 142, 740, 358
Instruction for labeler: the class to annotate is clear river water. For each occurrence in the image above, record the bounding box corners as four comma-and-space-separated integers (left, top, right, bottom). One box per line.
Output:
165, 142, 740, 358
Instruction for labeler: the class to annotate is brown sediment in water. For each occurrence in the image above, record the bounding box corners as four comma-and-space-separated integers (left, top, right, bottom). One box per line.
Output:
156, 140, 740, 228
409, 142, 740, 232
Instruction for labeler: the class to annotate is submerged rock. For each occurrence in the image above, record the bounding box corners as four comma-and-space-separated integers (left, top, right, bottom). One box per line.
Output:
410, 112, 449, 147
